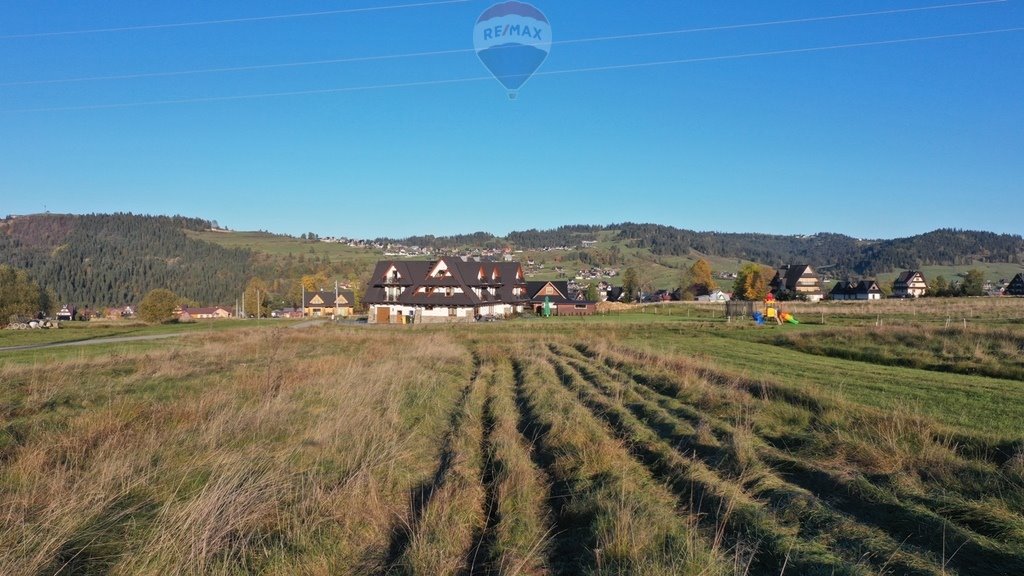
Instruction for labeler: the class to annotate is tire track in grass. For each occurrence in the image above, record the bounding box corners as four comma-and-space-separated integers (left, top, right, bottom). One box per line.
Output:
544, 350, 866, 576
550, 346, 948, 576
386, 354, 486, 574
510, 359, 589, 576
469, 358, 552, 576
512, 355, 722, 575
575, 344, 1024, 576
467, 364, 500, 575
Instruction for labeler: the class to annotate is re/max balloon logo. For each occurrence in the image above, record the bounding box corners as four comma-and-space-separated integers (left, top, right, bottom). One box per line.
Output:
480, 23, 545, 42
473, 2, 551, 99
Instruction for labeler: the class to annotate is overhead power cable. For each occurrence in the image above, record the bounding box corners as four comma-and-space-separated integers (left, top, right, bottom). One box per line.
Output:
0, 0, 1008, 87
4, 26, 1021, 114
0, 0, 475, 40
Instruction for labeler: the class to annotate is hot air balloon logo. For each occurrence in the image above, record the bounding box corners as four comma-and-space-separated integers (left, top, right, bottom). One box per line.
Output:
473, 2, 551, 99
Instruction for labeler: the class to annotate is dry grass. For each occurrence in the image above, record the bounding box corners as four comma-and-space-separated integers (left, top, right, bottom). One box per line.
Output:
0, 327, 469, 575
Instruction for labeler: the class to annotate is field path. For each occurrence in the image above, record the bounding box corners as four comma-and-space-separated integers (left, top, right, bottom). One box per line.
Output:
0, 319, 327, 353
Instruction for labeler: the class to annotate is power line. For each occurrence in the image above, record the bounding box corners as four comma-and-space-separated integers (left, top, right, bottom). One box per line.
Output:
0, 0, 1008, 87
0, 0, 476, 40
4, 26, 1020, 114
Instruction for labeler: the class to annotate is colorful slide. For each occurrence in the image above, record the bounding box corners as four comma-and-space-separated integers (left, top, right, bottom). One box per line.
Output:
780, 312, 799, 325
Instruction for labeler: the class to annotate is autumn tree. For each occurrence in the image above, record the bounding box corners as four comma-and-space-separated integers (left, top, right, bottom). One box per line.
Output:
679, 259, 717, 299
622, 267, 639, 303
138, 288, 180, 323
0, 265, 51, 323
732, 264, 774, 301
301, 271, 331, 292
243, 277, 271, 318
961, 268, 986, 296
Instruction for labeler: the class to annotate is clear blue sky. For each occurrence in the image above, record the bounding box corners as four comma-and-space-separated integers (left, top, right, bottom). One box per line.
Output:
2, 1, 1022, 240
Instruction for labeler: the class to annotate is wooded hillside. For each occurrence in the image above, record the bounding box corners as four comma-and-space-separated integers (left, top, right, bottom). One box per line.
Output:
0, 214, 252, 307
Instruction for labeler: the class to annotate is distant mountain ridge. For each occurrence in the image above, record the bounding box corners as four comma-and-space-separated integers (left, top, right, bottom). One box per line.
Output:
4, 213, 1022, 307
384, 224, 1024, 277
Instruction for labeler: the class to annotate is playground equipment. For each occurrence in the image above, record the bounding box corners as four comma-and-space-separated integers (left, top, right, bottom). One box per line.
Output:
750, 293, 799, 325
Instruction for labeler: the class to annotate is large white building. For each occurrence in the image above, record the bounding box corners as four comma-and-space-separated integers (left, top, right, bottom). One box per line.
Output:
364, 258, 528, 324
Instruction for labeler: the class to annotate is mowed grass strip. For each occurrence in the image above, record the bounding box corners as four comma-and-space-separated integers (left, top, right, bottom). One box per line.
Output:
474, 350, 552, 575
575, 341, 1024, 575
0, 327, 470, 575
543, 351, 860, 576
555, 344, 950, 576
391, 353, 487, 575
513, 349, 725, 576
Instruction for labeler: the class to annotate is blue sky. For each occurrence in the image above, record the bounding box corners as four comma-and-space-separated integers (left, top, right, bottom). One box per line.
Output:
1, 0, 1022, 240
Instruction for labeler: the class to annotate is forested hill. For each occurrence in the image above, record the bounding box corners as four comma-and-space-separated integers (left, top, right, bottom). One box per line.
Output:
385, 224, 1024, 277
0, 213, 252, 307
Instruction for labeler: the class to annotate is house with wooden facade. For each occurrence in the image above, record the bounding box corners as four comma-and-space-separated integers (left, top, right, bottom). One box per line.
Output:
1006, 273, 1024, 296
769, 264, 825, 302
829, 280, 883, 301
364, 258, 528, 324
526, 280, 595, 316
177, 306, 233, 320
892, 270, 928, 298
303, 290, 355, 318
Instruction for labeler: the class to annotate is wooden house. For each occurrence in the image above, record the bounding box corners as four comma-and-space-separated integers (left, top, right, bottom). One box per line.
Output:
526, 280, 595, 316
1006, 273, 1024, 296
303, 290, 355, 318
892, 271, 928, 298
364, 258, 528, 324
829, 280, 883, 301
770, 264, 824, 302
178, 306, 233, 320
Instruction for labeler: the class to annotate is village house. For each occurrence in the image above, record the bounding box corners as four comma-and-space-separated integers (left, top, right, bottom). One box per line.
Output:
364, 257, 528, 324
770, 264, 825, 302
697, 290, 732, 302
829, 280, 883, 301
303, 290, 355, 318
105, 305, 136, 319
892, 270, 928, 298
56, 305, 76, 321
1006, 273, 1024, 296
177, 306, 233, 321
526, 280, 595, 316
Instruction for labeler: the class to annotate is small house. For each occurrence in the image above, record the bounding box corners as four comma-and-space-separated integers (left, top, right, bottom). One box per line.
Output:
303, 290, 355, 318
178, 306, 233, 320
892, 271, 928, 298
1006, 273, 1024, 296
56, 304, 76, 321
770, 265, 824, 302
527, 280, 595, 316
829, 280, 883, 301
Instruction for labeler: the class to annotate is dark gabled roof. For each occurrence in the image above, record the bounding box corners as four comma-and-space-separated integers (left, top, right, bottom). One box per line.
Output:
830, 280, 881, 296
893, 270, 925, 285
1007, 273, 1024, 295
526, 280, 574, 304
364, 258, 527, 307
771, 264, 820, 292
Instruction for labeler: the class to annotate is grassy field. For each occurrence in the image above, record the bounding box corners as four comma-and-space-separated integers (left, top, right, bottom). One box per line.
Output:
187, 230, 382, 265
1, 303, 1022, 575
0, 318, 300, 350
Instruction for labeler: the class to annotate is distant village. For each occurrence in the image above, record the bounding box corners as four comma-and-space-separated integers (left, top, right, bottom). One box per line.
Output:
35, 254, 1024, 326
